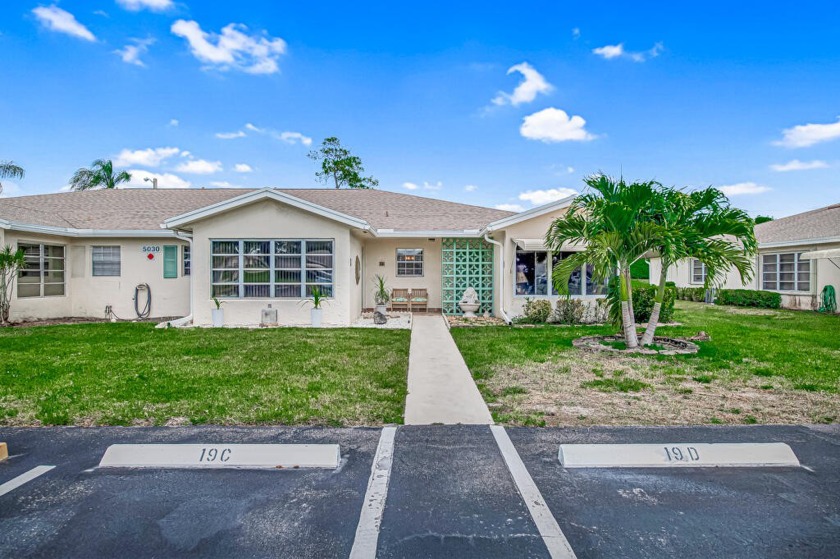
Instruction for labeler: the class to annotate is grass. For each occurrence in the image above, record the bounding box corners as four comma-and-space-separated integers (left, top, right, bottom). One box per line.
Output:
451, 301, 840, 426
0, 323, 410, 427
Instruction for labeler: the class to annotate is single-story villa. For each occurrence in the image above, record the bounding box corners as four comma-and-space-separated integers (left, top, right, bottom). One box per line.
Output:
651, 202, 840, 312
0, 187, 604, 326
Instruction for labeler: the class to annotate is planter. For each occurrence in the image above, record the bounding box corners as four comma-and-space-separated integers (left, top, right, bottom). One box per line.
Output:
374, 303, 388, 325
211, 308, 224, 327
311, 308, 323, 328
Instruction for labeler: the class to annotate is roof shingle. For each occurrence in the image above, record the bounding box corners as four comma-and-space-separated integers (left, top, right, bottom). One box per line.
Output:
755, 203, 840, 244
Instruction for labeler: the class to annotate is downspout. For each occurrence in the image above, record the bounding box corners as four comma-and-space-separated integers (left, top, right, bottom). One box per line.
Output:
157, 230, 193, 328
484, 232, 511, 324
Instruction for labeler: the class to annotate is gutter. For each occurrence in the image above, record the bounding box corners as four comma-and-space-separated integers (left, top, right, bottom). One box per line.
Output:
484, 233, 511, 324
157, 230, 193, 328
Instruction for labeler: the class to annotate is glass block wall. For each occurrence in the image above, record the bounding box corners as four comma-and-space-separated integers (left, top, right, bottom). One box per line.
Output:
441, 238, 495, 315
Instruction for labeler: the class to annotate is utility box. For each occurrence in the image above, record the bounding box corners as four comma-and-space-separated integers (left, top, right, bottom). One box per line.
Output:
260, 304, 278, 327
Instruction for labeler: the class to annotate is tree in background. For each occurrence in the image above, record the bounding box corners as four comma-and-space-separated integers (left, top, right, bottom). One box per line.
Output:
0, 246, 26, 324
0, 161, 25, 196
754, 215, 774, 225
308, 137, 378, 189
547, 175, 662, 349
639, 187, 756, 346
70, 159, 131, 191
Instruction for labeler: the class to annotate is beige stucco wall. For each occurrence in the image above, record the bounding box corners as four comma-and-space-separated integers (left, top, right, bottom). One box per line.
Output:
3, 231, 189, 321
361, 237, 443, 310
189, 199, 355, 326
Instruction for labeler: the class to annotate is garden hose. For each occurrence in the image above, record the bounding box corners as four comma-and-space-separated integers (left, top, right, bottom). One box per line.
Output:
819, 285, 837, 313
134, 283, 152, 319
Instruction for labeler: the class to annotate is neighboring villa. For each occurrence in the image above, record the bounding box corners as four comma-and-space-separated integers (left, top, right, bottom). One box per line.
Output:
652, 203, 840, 312
0, 188, 603, 326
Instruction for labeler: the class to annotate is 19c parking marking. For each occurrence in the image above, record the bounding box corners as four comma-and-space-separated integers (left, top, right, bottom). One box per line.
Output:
199, 447, 232, 463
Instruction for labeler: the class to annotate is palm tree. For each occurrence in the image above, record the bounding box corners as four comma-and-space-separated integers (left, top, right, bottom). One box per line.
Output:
0, 161, 25, 195
546, 175, 663, 349
70, 159, 132, 191
639, 187, 756, 345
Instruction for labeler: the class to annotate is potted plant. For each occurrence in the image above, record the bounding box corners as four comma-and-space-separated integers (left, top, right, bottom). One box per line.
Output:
211, 297, 225, 327
373, 275, 389, 325
301, 286, 326, 327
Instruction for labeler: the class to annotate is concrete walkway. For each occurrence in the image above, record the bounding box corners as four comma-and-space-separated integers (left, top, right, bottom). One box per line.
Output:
404, 315, 493, 425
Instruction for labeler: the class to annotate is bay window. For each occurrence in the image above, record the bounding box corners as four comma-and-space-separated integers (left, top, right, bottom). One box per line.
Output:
211, 239, 333, 298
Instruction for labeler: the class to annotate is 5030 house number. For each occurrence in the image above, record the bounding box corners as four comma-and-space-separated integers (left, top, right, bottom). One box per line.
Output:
664, 446, 700, 462
198, 447, 232, 463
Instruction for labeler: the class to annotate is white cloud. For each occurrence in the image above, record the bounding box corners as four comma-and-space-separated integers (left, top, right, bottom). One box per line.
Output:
775, 117, 840, 148
572, 28, 581, 39
518, 188, 578, 206
403, 181, 442, 192
277, 131, 313, 146
0, 181, 23, 198
115, 37, 155, 67
117, 0, 173, 11
32, 5, 96, 42
245, 122, 264, 133
114, 146, 182, 168
719, 182, 771, 196
520, 107, 596, 143
170, 20, 287, 74
464, 184, 478, 192
402, 182, 418, 191
176, 159, 222, 174
491, 62, 553, 107
233, 163, 253, 173
169, 119, 179, 127
770, 159, 829, 172
215, 130, 246, 139
209, 181, 241, 188
126, 170, 191, 189
593, 42, 663, 62
495, 203, 525, 212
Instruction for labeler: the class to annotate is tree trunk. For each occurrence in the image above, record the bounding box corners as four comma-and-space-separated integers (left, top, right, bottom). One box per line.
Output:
640, 264, 668, 346
619, 267, 639, 348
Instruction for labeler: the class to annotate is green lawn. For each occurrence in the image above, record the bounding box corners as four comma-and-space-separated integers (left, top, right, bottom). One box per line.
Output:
452, 301, 839, 426
0, 324, 410, 427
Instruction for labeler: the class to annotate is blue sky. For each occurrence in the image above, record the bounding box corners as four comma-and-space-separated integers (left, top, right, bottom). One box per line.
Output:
1, 1, 839, 218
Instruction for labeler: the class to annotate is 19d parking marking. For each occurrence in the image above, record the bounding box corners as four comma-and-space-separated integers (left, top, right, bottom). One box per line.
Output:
199, 447, 232, 463
664, 446, 700, 462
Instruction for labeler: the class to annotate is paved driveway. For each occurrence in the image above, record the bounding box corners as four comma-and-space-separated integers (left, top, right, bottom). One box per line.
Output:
1, 425, 838, 558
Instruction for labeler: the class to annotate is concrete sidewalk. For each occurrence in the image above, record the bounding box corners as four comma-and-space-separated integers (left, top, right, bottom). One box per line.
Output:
404, 314, 493, 425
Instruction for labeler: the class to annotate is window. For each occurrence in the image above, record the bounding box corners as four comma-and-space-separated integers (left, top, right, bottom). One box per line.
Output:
18, 243, 65, 298
396, 248, 424, 277
92, 246, 121, 277
515, 250, 606, 296
211, 239, 333, 298
183, 245, 191, 276
691, 259, 706, 284
762, 252, 810, 292
163, 245, 178, 279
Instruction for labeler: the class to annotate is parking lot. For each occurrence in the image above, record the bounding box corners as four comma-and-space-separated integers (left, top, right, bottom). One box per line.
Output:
1, 424, 839, 558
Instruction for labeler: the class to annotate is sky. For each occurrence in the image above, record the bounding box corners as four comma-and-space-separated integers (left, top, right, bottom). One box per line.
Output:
1, 1, 839, 218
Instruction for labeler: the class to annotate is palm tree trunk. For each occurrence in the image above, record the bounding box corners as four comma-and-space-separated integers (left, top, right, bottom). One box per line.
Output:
619, 267, 639, 348
641, 264, 668, 346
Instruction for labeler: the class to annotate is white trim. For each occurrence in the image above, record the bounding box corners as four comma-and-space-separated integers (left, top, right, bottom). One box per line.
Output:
162, 188, 371, 231
484, 196, 576, 232
373, 229, 480, 238
759, 236, 840, 249
800, 248, 840, 260
2, 220, 178, 238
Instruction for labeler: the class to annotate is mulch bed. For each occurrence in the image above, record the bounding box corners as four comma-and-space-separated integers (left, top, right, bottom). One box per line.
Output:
573, 335, 700, 355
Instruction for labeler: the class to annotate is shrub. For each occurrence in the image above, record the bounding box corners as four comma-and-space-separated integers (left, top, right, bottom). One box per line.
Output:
521, 298, 552, 323
630, 259, 650, 280
715, 289, 781, 309
552, 298, 586, 324
676, 287, 706, 302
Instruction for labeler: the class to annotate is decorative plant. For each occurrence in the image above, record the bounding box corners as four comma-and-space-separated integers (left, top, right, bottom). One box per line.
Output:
212, 297, 225, 310
0, 245, 26, 325
301, 286, 326, 309
373, 275, 390, 305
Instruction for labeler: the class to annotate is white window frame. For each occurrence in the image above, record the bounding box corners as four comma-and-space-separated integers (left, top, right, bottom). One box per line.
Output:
210, 239, 334, 299
762, 252, 811, 293
92, 246, 121, 277
690, 259, 706, 285
17, 242, 65, 298
513, 249, 606, 298
396, 248, 424, 277
183, 245, 191, 277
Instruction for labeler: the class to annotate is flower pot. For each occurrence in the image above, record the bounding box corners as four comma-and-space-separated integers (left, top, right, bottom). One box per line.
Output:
211, 308, 224, 327
311, 308, 323, 328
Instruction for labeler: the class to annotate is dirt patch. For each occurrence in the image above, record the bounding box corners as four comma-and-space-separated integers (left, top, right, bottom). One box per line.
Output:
573, 335, 700, 355
483, 352, 839, 426
723, 307, 779, 316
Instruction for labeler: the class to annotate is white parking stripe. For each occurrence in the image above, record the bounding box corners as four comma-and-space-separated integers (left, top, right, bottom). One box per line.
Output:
491, 426, 577, 559
0, 465, 56, 498
349, 426, 397, 559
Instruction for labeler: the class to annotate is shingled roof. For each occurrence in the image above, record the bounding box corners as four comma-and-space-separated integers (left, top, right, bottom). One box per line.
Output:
0, 188, 513, 233
755, 203, 840, 245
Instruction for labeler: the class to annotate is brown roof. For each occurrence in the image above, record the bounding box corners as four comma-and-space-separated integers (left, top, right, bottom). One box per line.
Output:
755, 203, 840, 245
0, 188, 513, 232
